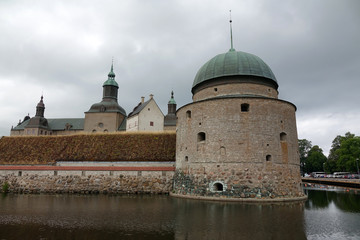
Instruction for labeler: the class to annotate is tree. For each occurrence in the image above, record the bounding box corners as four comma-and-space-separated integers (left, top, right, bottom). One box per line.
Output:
327, 132, 358, 173
305, 145, 327, 173
335, 136, 360, 172
298, 139, 312, 175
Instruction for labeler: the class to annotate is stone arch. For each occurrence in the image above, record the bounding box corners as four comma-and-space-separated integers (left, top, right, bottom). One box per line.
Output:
210, 181, 227, 192
266, 154, 272, 161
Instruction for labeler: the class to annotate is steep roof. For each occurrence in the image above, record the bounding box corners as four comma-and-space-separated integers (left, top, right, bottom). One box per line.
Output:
127, 100, 151, 118
12, 118, 84, 131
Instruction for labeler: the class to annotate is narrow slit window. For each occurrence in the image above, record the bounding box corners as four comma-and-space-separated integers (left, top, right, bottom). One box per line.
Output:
186, 110, 191, 119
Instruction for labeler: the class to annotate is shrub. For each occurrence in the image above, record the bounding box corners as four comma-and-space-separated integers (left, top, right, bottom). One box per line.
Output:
0, 132, 176, 164
2, 182, 9, 193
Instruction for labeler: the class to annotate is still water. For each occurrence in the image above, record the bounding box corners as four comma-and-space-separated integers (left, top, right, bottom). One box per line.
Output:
0, 185, 359, 240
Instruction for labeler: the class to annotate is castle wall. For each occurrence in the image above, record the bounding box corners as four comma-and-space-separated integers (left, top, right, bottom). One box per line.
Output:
0, 163, 174, 194
193, 82, 278, 102
174, 97, 304, 199
126, 115, 139, 131
84, 112, 125, 133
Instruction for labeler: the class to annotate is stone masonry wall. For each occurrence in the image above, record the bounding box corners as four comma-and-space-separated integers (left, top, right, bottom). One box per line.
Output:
173, 163, 303, 199
0, 172, 174, 194
193, 82, 278, 102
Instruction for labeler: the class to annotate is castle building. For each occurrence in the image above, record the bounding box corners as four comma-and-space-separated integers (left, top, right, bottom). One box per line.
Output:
84, 63, 127, 133
172, 25, 304, 200
11, 96, 84, 136
126, 94, 164, 132
10, 63, 176, 136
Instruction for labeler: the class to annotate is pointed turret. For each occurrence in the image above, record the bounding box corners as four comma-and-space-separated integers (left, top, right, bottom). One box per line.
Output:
164, 91, 177, 130
102, 62, 119, 101
35, 95, 45, 117
24, 95, 50, 135
84, 61, 127, 133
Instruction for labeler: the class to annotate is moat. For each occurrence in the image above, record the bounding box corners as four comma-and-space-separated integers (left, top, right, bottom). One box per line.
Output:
0, 185, 359, 240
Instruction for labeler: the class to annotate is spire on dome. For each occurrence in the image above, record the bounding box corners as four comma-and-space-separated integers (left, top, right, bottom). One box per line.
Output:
108, 61, 116, 79
229, 10, 235, 52
103, 61, 118, 88
168, 91, 176, 104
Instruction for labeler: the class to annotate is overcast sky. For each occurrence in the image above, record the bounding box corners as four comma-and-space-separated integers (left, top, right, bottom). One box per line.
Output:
0, 0, 359, 155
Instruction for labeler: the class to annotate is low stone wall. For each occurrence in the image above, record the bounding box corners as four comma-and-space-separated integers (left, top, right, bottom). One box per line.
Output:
0, 172, 174, 194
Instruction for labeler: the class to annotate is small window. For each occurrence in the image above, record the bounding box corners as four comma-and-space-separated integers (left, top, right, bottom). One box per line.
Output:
241, 103, 249, 112
54, 171, 58, 176
266, 155, 272, 161
150, 121, 154, 126
148, 108, 150, 111
92, 129, 97, 133
104, 129, 108, 132
280, 132, 287, 141
214, 88, 218, 92
98, 122, 104, 128
18, 171, 22, 176
197, 132, 206, 142
186, 110, 191, 119
185, 156, 188, 162
220, 146, 226, 156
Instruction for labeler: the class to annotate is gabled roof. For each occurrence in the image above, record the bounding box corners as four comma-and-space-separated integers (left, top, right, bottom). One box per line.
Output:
128, 100, 151, 118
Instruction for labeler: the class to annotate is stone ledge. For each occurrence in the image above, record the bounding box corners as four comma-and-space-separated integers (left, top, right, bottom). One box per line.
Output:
170, 192, 308, 203
0, 166, 175, 171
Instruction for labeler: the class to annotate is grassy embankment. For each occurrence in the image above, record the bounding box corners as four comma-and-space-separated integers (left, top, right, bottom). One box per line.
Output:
0, 132, 176, 165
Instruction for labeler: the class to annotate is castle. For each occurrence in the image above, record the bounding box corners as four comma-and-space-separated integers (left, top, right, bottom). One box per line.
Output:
10, 63, 177, 136
172, 39, 304, 200
6, 24, 305, 201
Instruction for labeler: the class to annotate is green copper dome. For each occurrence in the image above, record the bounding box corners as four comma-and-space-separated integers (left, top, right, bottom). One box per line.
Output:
192, 49, 277, 90
103, 63, 119, 88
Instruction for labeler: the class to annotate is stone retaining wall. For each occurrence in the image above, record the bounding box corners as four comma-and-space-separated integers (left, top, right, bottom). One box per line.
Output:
0, 172, 174, 194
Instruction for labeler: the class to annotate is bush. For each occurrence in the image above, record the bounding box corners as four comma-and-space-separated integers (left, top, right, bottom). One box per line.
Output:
2, 182, 9, 193
0, 132, 176, 164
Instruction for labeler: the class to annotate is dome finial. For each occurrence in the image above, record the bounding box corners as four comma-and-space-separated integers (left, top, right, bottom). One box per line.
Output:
229, 10, 235, 52
111, 57, 114, 72
108, 59, 116, 79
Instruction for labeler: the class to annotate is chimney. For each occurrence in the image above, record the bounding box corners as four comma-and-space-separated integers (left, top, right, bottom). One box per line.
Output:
141, 96, 145, 103
149, 94, 154, 99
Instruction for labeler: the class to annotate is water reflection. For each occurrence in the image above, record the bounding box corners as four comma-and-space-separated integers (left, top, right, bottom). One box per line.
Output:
1, 188, 360, 240
304, 184, 360, 240
0, 194, 307, 240
304, 184, 360, 212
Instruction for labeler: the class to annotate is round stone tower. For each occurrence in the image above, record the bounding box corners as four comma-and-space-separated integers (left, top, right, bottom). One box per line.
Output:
173, 45, 305, 201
